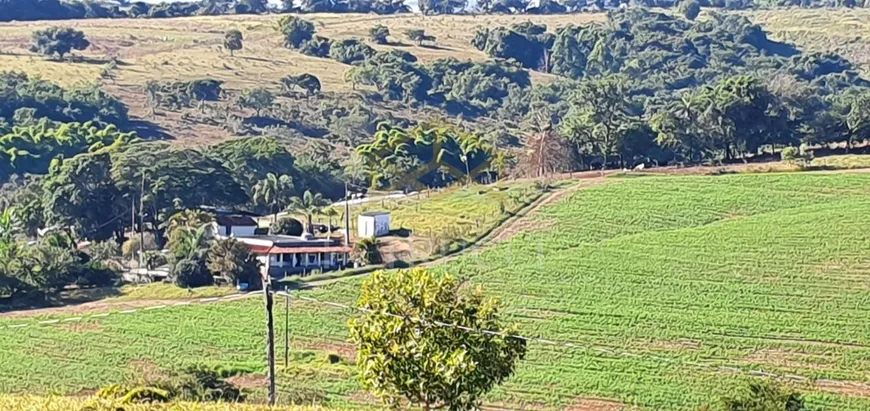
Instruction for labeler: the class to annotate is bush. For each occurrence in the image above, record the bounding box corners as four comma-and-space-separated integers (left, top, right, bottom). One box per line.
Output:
352, 237, 382, 265
719, 381, 807, 411
120, 387, 171, 404
280, 73, 322, 97
369, 25, 390, 44
73, 261, 120, 288
173, 365, 245, 402
86, 240, 120, 262
30, 27, 89, 59
122, 234, 158, 259
299, 36, 331, 58
679, 0, 701, 20
172, 258, 213, 288
277, 16, 315, 48
143, 250, 168, 270
329, 39, 375, 64
270, 218, 304, 236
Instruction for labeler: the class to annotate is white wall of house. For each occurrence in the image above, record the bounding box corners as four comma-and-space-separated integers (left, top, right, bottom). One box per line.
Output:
358, 213, 390, 238
212, 222, 257, 237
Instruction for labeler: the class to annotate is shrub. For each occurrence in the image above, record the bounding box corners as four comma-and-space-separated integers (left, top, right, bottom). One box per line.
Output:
719, 381, 807, 410
369, 25, 390, 44
277, 16, 315, 48
121, 234, 158, 259
299, 36, 331, 57
679, 0, 701, 21
172, 258, 213, 288
86, 240, 120, 262
173, 365, 245, 402
30, 27, 89, 59
352, 237, 382, 265
73, 261, 120, 288
239, 87, 274, 117
329, 39, 375, 64
280, 73, 322, 97
270, 218, 304, 236
120, 387, 171, 404
143, 250, 168, 270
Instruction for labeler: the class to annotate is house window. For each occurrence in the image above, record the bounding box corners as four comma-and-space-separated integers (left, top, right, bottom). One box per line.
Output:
307, 253, 317, 265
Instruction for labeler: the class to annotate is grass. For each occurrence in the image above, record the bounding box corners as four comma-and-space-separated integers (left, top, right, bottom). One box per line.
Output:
0, 395, 336, 410
4, 172, 870, 409
111, 283, 243, 301
743, 8, 870, 74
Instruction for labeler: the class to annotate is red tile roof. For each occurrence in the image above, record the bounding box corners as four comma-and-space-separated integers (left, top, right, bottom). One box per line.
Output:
249, 245, 351, 254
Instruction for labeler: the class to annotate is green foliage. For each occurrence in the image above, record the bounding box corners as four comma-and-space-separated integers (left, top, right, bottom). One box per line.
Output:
369, 25, 390, 45
680, 0, 702, 20
276, 16, 316, 49
348, 268, 527, 410
30, 27, 89, 59
418, 0, 467, 14
269, 217, 303, 236
223, 29, 243, 56
144, 79, 223, 110
142, 250, 168, 270
356, 123, 496, 189
72, 260, 120, 288
0, 121, 137, 181
280, 73, 322, 97
172, 257, 212, 288
351, 237, 381, 265
0, 71, 128, 126
472, 23, 553, 70
252, 173, 294, 218
239, 87, 274, 116
207, 238, 257, 285
206, 136, 296, 190
86, 240, 120, 262
328, 39, 375, 64
405, 29, 436, 46
287, 189, 328, 233
719, 381, 808, 411
299, 35, 332, 58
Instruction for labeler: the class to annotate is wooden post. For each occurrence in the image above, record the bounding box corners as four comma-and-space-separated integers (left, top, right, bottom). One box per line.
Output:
284, 292, 290, 368
263, 271, 277, 406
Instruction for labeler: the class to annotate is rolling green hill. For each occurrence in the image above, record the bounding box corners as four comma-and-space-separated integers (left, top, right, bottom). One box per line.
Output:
4, 171, 870, 409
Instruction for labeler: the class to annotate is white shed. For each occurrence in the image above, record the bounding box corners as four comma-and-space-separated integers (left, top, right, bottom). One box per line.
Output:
358, 211, 390, 238
213, 214, 258, 238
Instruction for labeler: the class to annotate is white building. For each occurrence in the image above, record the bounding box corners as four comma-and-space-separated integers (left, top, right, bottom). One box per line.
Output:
358, 211, 390, 238
234, 234, 351, 278
212, 214, 258, 237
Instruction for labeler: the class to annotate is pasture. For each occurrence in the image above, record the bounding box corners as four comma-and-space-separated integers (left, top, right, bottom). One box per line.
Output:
3, 172, 870, 409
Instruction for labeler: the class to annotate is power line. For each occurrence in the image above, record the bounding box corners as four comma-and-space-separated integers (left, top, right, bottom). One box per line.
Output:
279, 292, 817, 384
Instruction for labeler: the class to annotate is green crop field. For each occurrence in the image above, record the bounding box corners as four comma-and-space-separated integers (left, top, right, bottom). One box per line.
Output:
3, 172, 870, 409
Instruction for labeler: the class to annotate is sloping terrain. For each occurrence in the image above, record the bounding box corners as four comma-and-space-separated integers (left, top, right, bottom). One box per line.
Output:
4, 172, 870, 409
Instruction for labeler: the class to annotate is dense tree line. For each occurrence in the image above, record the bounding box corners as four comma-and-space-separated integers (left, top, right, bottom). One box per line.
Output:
1, 71, 128, 128
478, 10, 870, 167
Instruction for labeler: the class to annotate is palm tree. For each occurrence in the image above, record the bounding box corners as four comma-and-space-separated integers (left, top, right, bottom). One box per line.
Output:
170, 224, 211, 261
253, 173, 293, 223
286, 190, 328, 234
323, 208, 339, 237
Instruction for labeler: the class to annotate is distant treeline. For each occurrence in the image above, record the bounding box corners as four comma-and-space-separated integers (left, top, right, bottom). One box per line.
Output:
2, 0, 869, 23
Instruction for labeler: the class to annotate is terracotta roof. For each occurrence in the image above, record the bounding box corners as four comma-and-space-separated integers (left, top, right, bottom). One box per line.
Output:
249, 245, 351, 254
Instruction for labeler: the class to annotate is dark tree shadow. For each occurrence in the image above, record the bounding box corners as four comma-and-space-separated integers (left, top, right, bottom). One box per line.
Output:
420, 44, 453, 51
0, 286, 123, 314
384, 41, 410, 47
127, 119, 174, 140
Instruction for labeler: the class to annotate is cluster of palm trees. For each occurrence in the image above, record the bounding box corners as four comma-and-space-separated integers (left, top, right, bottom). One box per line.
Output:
251, 173, 341, 235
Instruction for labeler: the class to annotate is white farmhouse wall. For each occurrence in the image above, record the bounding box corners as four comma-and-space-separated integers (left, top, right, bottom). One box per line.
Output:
358, 214, 390, 238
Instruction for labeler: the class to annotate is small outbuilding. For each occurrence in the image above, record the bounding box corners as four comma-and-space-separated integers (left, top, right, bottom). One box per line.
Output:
358, 211, 390, 238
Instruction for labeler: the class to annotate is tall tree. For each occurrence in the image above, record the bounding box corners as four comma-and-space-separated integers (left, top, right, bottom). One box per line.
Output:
252, 173, 294, 223
286, 189, 327, 234
207, 237, 257, 285
240, 87, 275, 117
349, 268, 527, 410
224, 29, 243, 57
560, 76, 640, 169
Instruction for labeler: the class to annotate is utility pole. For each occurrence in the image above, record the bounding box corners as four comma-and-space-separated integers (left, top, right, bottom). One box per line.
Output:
263, 272, 277, 406
138, 174, 145, 270
284, 292, 290, 367
344, 182, 351, 247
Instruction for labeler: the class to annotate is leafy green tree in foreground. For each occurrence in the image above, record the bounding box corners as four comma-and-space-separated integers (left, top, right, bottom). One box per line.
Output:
31, 27, 90, 60
349, 268, 527, 410
206, 238, 257, 285
224, 29, 243, 57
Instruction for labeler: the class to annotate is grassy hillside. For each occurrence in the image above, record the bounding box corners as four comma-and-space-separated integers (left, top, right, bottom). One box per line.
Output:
745, 8, 870, 74
4, 172, 870, 409
0, 13, 592, 144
